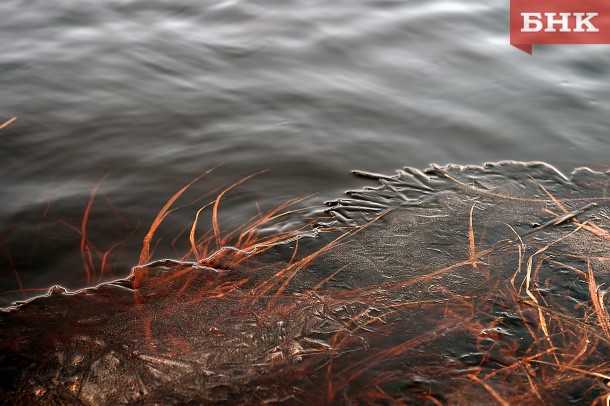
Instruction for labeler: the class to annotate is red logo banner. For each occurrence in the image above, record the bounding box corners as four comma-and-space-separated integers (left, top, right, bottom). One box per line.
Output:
510, 0, 610, 54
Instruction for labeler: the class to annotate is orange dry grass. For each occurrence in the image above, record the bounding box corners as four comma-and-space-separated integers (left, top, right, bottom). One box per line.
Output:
308, 179, 610, 403
80, 174, 108, 285
129, 170, 335, 353
0, 117, 16, 131
128, 171, 610, 403
72, 175, 139, 285
137, 167, 217, 268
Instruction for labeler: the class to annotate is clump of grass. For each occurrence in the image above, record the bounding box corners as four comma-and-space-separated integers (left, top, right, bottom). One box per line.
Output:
5, 163, 610, 404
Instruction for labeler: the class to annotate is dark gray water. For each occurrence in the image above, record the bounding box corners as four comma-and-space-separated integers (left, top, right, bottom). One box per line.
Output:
1, 0, 610, 303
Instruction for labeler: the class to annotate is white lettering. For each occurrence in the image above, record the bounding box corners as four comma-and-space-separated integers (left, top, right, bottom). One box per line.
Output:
521, 12, 601, 33
573, 12, 599, 32
544, 12, 572, 32
521, 13, 543, 32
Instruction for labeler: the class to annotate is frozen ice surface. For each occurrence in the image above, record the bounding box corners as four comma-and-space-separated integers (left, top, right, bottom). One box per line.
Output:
2, 162, 610, 404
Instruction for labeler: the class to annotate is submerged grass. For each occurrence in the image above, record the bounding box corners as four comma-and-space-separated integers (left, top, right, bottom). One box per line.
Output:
3, 162, 610, 404
121, 166, 610, 404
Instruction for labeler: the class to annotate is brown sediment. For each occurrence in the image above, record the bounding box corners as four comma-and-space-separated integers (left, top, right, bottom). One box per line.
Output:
1, 161, 610, 404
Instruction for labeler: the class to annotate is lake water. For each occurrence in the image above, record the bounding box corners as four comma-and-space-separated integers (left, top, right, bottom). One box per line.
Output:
1, 0, 610, 304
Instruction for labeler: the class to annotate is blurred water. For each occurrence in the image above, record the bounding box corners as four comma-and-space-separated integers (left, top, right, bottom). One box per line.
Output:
1, 0, 610, 302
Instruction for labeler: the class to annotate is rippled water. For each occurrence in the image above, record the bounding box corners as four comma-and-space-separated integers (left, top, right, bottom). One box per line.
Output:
1, 0, 610, 302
